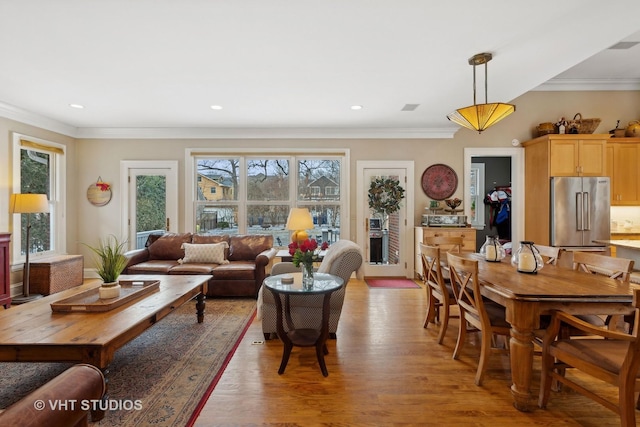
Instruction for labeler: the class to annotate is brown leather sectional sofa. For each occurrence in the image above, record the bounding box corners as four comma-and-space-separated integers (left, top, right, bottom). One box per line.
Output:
123, 233, 276, 298
0, 364, 106, 426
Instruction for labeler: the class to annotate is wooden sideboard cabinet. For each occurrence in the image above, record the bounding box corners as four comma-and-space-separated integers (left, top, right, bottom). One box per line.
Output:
0, 233, 11, 308
522, 134, 610, 245
414, 226, 476, 278
606, 138, 640, 205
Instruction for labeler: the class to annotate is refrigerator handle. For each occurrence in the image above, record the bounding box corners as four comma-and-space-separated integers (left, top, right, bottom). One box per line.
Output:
583, 191, 591, 230
576, 192, 583, 231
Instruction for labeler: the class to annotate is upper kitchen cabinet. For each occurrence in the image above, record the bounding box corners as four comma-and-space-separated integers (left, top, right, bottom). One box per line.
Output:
606, 138, 640, 205
547, 135, 608, 176
522, 134, 610, 245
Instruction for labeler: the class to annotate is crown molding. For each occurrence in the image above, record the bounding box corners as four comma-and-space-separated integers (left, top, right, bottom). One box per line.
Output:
533, 78, 640, 91
0, 101, 78, 137
74, 126, 458, 139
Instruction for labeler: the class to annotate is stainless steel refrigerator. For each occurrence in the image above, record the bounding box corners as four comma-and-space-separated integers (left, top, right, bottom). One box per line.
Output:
550, 176, 610, 247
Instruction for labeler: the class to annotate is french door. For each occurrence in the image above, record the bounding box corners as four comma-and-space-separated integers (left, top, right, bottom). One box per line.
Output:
120, 161, 178, 250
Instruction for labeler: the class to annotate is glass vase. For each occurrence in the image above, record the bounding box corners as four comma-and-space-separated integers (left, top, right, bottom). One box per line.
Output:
301, 263, 314, 290
511, 241, 544, 274
479, 235, 505, 262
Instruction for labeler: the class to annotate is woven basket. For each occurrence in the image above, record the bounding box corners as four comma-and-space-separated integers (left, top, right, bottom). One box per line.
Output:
569, 113, 601, 134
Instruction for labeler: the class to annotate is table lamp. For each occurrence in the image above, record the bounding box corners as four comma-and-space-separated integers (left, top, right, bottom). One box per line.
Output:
286, 208, 314, 244
10, 193, 50, 304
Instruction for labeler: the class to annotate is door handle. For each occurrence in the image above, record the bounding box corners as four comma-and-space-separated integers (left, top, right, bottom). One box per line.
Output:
583, 192, 590, 230
576, 192, 583, 231
166, 217, 170, 231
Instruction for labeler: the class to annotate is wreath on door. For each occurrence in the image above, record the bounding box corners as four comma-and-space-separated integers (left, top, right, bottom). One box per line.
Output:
368, 177, 405, 219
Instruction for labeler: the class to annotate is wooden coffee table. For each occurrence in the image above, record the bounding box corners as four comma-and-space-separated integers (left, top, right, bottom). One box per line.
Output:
0, 274, 210, 420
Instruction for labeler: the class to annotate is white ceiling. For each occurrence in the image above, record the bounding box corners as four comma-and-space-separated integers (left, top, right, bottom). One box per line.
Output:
1, 0, 639, 139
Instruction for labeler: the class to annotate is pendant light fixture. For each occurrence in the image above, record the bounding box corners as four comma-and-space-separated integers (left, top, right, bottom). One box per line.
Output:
447, 52, 515, 133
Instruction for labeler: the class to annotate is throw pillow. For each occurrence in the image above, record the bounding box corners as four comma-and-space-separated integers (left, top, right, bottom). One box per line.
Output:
179, 242, 229, 264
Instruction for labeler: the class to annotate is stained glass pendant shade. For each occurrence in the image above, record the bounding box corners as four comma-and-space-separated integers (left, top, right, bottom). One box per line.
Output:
447, 52, 515, 133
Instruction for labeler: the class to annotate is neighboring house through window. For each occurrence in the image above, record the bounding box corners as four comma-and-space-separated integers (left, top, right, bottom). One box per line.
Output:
186, 150, 347, 246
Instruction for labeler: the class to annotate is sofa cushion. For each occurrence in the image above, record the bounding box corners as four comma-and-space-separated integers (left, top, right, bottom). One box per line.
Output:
192, 234, 231, 258
212, 262, 256, 280
169, 264, 215, 274
228, 235, 273, 261
179, 242, 229, 264
148, 233, 192, 260
126, 260, 179, 274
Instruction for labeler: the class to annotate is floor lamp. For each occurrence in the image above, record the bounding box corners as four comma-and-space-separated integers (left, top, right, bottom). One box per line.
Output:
10, 193, 49, 304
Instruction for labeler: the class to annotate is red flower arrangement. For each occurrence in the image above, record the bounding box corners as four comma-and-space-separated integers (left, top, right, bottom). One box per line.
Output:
96, 181, 110, 191
288, 238, 329, 271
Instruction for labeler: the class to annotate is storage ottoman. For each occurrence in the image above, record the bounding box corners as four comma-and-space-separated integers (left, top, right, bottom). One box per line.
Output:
29, 255, 84, 295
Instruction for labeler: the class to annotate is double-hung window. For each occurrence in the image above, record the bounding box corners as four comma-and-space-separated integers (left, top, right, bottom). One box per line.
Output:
11, 134, 65, 263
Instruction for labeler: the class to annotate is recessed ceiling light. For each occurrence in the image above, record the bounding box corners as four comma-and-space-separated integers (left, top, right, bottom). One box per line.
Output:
351, 105, 363, 110
210, 105, 223, 110
69, 103, 84, 109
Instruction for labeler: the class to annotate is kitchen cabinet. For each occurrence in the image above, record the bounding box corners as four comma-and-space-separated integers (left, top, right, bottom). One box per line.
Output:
606, 138, 640, 205
414, 226, 476, 278
0, 233, 11, 308
549, 137, 607, 176
522, 134, 610, 245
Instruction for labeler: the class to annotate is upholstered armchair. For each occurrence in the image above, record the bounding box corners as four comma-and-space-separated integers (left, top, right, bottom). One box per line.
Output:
259, 239, 363, 340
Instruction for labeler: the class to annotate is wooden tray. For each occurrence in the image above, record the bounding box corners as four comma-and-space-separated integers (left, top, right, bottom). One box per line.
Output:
50, 280, 160, 313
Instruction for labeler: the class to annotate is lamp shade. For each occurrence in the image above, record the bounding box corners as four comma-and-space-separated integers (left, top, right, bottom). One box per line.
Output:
446, 52, 515, 133
10, 193, 50, 214
447, 102, 515, 133
286, 208, 314, 231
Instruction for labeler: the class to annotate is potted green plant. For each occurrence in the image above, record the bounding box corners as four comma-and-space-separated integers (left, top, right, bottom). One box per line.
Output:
85, 235, 128, 299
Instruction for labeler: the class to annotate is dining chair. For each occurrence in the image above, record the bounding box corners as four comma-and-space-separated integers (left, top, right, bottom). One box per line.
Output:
446, 252, 511, 386
538, 288, 640, 427
424, 236, 463, 254
533, 244, 560, 265
572, 251, 635, 332
420, 243, 458, 344
573, 251, 634, 283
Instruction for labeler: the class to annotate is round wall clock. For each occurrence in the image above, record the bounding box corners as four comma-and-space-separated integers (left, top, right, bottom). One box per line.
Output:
421, 163, 458, 200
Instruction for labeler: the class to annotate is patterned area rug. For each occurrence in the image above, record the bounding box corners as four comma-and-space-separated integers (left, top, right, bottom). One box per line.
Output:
366, 278, 421, 288
0, 297, 256, 426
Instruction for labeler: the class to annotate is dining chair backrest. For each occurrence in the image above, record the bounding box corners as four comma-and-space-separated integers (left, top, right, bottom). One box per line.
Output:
424, 236, 463, 254
572, 251, 634, 283
534, 244, 561, 266
446, 252, 484, 329
420, 243, 446, 299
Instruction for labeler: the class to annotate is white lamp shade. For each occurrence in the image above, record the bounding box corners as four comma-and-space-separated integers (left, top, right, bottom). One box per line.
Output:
286, 208, 314, 231
10, 193, 50, 214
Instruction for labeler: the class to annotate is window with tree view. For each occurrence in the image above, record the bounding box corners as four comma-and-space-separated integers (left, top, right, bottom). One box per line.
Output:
13, 137, 63, 260
194, 155, 343, 247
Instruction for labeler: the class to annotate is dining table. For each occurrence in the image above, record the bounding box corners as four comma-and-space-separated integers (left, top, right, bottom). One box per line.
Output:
460, 253, 636, 412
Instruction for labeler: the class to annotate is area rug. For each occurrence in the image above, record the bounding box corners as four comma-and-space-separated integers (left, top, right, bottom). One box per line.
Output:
366, 278, 421, 289
0, 298, 256, 427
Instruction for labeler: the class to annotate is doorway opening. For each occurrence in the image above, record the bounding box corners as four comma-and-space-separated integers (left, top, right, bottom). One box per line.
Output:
464, 148, 524, 253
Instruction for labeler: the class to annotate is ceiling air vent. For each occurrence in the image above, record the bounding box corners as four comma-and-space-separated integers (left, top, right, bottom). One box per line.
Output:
401, 104, 420, 111
609, 41, 640, 50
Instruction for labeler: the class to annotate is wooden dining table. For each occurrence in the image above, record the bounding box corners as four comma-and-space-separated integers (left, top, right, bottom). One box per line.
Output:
460, 253, 636, 412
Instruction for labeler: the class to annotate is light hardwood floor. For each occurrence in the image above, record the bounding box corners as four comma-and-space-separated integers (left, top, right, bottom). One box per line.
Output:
195, 279, 625, 426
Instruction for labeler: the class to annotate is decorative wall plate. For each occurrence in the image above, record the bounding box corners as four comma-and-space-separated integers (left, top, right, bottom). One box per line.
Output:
87, 181, 112, 206
421, 164, 458, 200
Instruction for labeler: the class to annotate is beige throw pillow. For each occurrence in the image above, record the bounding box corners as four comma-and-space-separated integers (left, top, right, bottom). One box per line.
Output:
179, 242, 229, 264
